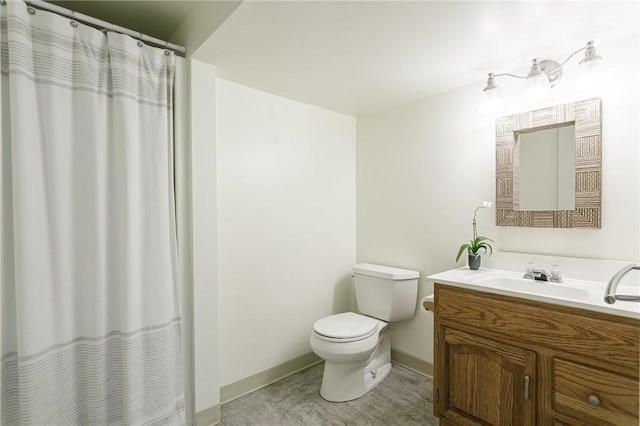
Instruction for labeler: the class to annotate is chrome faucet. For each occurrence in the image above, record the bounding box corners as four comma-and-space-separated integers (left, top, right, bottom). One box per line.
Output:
523, 264, 549, 281
532, 268, 550, 281
604, 264, 640, 304
523, 262, 562, 282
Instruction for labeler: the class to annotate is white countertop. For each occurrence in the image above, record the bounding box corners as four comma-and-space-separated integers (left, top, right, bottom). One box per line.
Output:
427, 267, 640, 320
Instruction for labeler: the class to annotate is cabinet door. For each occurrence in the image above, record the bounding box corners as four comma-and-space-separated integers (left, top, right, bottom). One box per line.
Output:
435, 326, 537, 426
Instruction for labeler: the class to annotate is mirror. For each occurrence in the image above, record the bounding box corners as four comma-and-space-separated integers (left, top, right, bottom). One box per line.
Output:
495, 98, 602, 228
518, 124, 575, 211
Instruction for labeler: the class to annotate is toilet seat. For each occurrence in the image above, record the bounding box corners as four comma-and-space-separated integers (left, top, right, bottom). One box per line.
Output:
312, 312, 380, 343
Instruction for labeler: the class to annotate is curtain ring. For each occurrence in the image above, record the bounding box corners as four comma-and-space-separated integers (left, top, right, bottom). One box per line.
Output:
137, 32, 143, 48
27, 3, 36, 15
70, 11, 78, 27
164, 40, 170, 56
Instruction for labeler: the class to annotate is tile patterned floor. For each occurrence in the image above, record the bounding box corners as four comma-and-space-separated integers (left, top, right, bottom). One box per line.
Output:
220, 362, 439, 426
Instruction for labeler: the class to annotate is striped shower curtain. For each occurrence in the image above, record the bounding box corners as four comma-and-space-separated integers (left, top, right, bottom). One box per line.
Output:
1, 2, 185, 424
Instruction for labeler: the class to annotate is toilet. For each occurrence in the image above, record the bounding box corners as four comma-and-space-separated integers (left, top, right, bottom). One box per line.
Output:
309, 263, 419, 402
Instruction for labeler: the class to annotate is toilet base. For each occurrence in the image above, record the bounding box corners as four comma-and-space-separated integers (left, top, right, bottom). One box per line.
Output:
319, 330, 391, 402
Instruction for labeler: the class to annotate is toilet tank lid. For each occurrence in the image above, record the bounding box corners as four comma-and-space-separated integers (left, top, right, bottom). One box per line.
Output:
353, 263, 419, 280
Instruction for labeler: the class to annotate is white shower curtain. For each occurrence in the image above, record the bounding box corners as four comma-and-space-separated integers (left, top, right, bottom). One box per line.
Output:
1, 2, 185, 425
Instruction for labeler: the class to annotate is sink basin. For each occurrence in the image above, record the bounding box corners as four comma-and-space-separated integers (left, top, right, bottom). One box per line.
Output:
460, 271, 604, 300
467, 272, 596, 301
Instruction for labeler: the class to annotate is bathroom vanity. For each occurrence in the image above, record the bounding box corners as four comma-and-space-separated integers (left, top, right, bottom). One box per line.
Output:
428, 268, 639, 426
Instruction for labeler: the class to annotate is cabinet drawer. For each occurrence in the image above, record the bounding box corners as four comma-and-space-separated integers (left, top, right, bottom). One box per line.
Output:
553, 358, 639, 426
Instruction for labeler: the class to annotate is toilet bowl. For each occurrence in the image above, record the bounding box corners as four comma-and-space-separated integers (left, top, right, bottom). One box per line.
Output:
309, 263, 419, 402
310, 312, 391, 402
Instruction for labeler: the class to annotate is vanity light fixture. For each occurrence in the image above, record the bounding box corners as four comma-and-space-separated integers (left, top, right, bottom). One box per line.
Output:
481, 40, 604, 112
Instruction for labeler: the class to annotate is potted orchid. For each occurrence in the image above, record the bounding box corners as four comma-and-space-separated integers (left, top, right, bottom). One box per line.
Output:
456, 201, 493, 270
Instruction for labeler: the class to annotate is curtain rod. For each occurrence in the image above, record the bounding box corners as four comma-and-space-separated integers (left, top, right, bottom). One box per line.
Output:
23, 0, 187, 55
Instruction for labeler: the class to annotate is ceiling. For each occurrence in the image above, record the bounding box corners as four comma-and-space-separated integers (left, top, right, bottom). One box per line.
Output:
48, 0, 242, 50
49, 1, 201, 41
48, 1, 638, 117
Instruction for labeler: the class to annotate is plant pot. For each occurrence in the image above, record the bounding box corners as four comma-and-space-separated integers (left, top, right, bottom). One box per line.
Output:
468, 254, 481, 270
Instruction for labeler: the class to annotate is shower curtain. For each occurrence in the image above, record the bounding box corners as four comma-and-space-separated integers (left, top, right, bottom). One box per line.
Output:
1, 2, 185, 424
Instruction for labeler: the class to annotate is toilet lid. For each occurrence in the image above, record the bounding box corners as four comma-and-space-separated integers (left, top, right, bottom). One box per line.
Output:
313, 312, 379, 341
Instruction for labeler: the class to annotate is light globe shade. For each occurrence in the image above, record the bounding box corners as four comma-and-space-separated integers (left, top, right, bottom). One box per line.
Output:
479, 85, 504, 116
524, 72, 551, 102
573, 55, 608, 95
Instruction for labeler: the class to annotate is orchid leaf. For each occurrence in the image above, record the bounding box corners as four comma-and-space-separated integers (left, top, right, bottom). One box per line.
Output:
456, 235, 493, 261
455, 244, 471, 262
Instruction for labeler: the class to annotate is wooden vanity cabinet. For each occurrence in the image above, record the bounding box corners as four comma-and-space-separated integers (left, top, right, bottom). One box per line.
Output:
433, 284, 640, 426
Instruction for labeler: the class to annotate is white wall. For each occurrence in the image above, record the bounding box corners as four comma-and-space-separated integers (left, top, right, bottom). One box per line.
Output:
216, 79, 356, 387
190, 59, 220, 415
356, 35, 639, 366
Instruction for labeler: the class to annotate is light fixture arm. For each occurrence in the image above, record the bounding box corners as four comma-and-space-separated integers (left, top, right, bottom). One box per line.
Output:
557, 44, 588, 69
492, 72, 528, 79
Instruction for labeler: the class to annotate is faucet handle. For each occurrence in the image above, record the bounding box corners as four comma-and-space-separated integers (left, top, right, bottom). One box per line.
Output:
523, 262, 536, 279
549, 264, 563, 283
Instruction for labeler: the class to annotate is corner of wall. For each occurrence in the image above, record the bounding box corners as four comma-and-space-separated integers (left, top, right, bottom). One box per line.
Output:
196, 404, 221, 426
190, 58, 220, 414
169, 2, 242, 57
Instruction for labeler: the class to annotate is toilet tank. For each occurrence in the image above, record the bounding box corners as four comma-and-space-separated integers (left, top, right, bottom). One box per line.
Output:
353, 263, 419, 322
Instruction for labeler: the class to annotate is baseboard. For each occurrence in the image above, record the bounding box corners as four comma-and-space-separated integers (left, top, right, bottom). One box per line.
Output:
391, 349, 433, 377
196, 404, 220, 426
220, 352, 322, 404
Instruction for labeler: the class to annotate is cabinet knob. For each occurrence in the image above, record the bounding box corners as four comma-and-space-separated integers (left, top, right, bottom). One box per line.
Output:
587, 394, 601, 406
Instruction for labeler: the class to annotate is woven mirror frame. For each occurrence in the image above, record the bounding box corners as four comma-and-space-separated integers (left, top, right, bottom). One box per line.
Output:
496, 98, 602, 228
